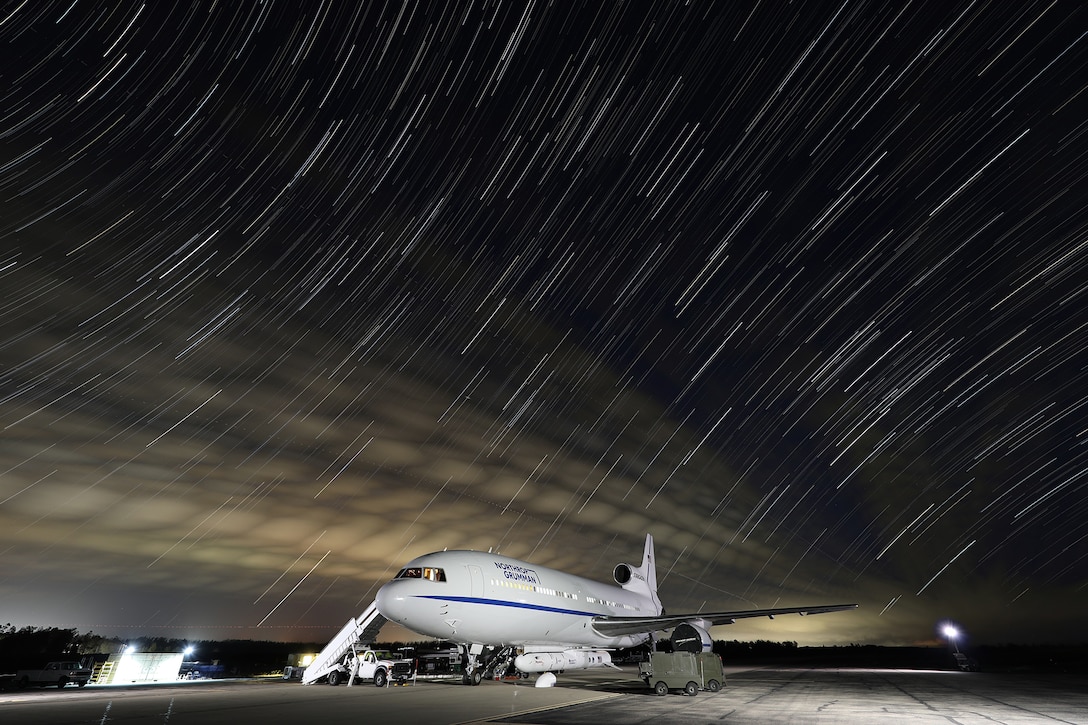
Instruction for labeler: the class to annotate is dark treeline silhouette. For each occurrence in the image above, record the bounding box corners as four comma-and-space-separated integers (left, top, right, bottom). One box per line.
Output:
3, 624, 1085, 676
0, 624, 325, 677
714, 639, 799, 658
707, 639, 1087, 673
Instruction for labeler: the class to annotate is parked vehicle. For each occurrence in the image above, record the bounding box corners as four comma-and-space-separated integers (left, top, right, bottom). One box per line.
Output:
638, 651, 724, 696
299, 643, 415, 687
332, 647, 415, 687
16, 661, 92, 688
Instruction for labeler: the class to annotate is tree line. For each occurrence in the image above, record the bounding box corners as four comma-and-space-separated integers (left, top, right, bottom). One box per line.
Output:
0, 624, 325, 676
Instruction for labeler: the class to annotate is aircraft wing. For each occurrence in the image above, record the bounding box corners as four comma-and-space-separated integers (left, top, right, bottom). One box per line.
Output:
591, 603, 858, 637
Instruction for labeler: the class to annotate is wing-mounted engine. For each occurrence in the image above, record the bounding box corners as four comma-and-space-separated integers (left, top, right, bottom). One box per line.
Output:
671, 622, 713, 652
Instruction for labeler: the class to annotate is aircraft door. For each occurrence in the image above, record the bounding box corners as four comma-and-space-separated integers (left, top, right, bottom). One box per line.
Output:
468, 565, 483, 597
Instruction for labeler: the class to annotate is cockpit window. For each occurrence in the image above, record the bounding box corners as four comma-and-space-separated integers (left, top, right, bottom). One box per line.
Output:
394, 566, 445, 581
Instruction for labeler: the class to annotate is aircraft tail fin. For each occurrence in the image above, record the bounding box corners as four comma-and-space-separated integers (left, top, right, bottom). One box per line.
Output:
617, 534, 663, 614
642, 533, 659, 596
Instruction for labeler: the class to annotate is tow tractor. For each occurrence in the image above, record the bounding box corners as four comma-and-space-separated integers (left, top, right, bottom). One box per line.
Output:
638, 651, 724, 696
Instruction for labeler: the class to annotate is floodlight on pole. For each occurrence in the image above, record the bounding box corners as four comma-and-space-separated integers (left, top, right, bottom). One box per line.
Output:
941, 624, 961, 653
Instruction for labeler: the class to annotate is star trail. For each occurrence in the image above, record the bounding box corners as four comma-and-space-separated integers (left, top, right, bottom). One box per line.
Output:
1, 1, 1085, 646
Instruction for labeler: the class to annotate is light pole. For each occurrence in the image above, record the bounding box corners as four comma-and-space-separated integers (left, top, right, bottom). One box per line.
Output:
941, 624, 961, 654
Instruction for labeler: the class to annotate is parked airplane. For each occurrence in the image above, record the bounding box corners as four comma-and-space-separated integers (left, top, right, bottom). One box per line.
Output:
375, 534, 856, 685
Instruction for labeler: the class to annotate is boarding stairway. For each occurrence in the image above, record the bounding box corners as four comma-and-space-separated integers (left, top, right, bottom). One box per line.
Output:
483, 646, 517, 680
90, 660, 116, 685
301, 601, 387, 685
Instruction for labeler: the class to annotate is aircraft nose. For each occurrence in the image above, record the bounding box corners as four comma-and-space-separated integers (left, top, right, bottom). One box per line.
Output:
374, 581, 401, 621
375, 583, 389, 613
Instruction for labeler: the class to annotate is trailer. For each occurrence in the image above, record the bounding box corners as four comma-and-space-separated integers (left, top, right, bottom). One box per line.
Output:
638, 651, 724, 696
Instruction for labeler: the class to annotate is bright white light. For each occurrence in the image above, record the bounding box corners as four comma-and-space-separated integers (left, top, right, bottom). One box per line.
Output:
183, 646, 194, 656
942, 624, 959, 640
125, 645, 137, 654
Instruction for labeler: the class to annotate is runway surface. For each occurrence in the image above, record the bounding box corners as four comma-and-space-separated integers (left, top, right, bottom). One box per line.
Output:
495, 667, 1088, 724
2, 666, 1085, 724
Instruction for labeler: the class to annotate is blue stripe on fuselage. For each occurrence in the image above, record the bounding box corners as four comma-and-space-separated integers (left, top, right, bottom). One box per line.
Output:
417, 595, 599, 618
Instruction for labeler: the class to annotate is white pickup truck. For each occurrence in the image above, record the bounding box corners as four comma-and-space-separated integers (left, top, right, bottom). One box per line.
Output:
16, 661, 93, 688
326, 647, 414, 687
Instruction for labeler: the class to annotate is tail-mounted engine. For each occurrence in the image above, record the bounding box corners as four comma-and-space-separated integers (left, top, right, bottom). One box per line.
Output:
611, 535, 662, 612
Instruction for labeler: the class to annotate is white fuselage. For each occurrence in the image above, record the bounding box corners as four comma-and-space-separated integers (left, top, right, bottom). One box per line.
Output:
375, 549, 657, 650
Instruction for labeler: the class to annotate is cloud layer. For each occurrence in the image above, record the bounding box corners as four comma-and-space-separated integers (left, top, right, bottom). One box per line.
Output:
2, 2, 1086, 646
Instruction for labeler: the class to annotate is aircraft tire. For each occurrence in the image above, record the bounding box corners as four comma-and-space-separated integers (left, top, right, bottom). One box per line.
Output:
684, 681, 698, 696
654, 681, 668, 696
470, 669, 483, 686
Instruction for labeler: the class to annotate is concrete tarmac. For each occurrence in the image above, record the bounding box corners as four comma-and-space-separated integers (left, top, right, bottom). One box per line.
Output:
1, 666, 1085, 724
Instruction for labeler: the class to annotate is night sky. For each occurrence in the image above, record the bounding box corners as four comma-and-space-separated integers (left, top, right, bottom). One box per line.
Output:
2, 2, 1085, 648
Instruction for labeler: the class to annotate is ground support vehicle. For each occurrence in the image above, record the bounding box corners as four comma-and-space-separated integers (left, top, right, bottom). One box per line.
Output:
638, 651, 724, 696
334, 646, 415, 687
301, 601, 400, 685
